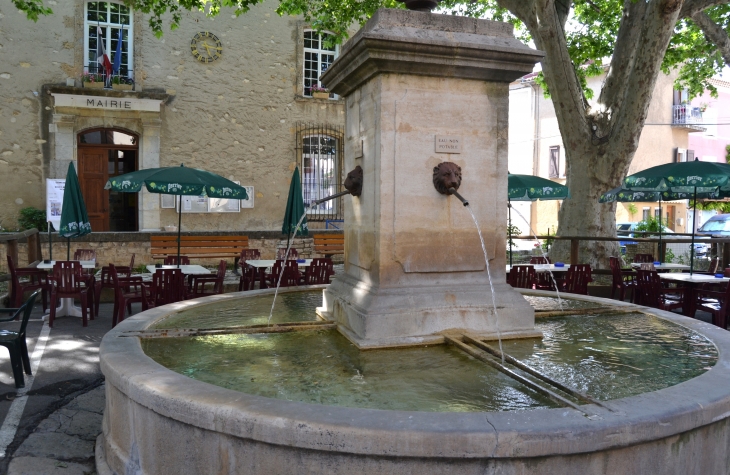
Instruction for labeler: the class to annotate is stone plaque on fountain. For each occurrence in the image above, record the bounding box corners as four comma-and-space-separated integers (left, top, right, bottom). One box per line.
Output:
318, 8, 544, 348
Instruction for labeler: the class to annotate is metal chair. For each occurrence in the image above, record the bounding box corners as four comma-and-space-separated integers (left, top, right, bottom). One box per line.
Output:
266, 260, 300, 288
693, 281, 730, 328
561, 264, 592, 295
95, 254, 135, 316
148, 268, 187, 306
189, 260, 227, 297
6, 255, 49, 312
164, 255, 191, 265
0, 290, 40, 388
301, 258, 331, 285
609, 256, 636, 302
508, 265, 536, 289
48, 261, 94, 327
633, 253, 655, 264
276, 248, 298, 260
529, 256, 551, 265
238, 249, 261, 289
108, 264, 148, 328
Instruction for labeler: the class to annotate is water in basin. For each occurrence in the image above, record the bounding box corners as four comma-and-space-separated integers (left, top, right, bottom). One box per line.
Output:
142, 291, 717, 412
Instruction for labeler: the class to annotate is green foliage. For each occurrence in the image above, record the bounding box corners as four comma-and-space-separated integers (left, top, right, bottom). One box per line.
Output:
664, 248, 675, 264
725, 145, 730, 164
689, 199, 730, 213
507, 221, 521, 249
626, 203, 638, 219
635, 216, 665, 235
11, 0, 53, 22
17, 207, 48, 231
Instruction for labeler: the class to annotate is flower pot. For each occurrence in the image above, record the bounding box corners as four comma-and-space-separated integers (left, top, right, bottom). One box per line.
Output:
112, 84, 133, 91
312, 91, 330, 99
164, 225, 178, 232
84, 82, 105, 89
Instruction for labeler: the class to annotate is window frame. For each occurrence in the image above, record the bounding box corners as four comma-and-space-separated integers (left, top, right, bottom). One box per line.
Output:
548, 146, 560, 178
83, 2, 134, 77
295, 123, 345, 221
302, 29, 339, 98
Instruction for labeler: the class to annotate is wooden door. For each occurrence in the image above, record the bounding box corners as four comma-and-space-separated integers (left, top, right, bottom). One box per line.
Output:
78, 148, 109, 231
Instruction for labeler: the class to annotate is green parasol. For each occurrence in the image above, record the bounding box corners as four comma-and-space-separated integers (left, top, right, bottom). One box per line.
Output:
59, 162, 92, 260
507, 174, 570, 266
105, 164, 248, 266
282, 167, 308, 250
623, 159, 730, 273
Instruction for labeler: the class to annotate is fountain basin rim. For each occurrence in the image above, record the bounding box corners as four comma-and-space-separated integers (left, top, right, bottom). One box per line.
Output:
100, 288, 730, 459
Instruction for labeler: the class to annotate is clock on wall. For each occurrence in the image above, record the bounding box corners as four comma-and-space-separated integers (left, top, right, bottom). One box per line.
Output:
190, 31, 222, 63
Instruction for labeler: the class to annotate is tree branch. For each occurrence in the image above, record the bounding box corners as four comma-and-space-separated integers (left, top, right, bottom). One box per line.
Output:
495, 0, 538, 29
680, 0, 728, 18
691, 11, 730, 65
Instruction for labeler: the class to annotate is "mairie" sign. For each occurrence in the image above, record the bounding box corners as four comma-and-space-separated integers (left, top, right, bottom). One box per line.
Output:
52, 93, 162, 112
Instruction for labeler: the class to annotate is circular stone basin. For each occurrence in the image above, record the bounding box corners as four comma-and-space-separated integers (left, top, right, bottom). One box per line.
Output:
98, 287, 730, 474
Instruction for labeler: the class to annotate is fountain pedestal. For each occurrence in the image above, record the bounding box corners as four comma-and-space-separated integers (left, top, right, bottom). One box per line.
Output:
319, 9, 544, 348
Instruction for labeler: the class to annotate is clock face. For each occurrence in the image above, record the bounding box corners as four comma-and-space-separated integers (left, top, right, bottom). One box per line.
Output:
190, 31, 222, 63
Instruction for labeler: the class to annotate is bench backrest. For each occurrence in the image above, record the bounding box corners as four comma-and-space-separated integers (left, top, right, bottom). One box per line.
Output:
151, 235, 248, 258
313, 234, 344, 255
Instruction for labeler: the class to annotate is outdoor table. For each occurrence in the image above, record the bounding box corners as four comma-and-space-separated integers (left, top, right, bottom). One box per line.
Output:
37, 260, 97, 319
506, 264, 570, 273
246, 259, 312, 289
146, 265, 212, 275
631, 263, 690, 272
658, 273, 730, 316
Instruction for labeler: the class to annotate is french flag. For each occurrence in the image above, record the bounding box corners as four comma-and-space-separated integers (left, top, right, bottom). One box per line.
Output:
96, 26, 112, 79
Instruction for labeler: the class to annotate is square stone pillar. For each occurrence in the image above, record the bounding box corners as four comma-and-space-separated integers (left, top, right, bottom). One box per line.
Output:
139, 118, 162, 231
318, 9, 544, 348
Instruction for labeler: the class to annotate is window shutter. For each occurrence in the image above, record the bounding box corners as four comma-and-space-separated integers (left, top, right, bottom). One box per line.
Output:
688, 149, 695, 161
673, 147, 678, 163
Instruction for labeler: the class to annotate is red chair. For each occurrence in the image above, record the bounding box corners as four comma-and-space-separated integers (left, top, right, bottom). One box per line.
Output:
635, 269, 684, 312
48, 261, 94, 327
164, 255, 190, 265
529, 256, 551, 264
693, 282, 730, 328
238, 264, 258, 291
301, 258, 331, 285
561, 264, 592, 295
609, 256, 636, 302
73, 248, 96, 262
508, 265, 536, 289
276, 248, 298, 260
6, 256, 49, 312
95, 254, 135, 316
266, 260, 300, 288
108, 264, 148, 328
633, 253, 654, 264
147, 268, 186, 307
189, 260, 227, 298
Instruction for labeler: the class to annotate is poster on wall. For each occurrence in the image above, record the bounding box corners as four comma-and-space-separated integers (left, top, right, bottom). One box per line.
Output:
160, 194, 176, 209
209, 181, 246, 213
177, 195, 208, 213
240, 186, 254, 209
46, 179, 65, 231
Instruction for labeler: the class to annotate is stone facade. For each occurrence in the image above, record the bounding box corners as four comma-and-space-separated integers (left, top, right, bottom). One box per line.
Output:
0, 1, 345, 232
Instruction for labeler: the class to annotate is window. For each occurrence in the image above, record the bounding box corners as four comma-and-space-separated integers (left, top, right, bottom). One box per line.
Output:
548, 146, 560, 178
84, 2, 133, 79
642, 207, 650, 221
296, 123, 344, 220
654, 208, 661, 219
303, 31, 338, 97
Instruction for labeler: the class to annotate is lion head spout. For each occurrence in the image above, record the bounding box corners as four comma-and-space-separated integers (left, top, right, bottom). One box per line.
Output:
344, 166, 363, 197
432, 162, 462, 195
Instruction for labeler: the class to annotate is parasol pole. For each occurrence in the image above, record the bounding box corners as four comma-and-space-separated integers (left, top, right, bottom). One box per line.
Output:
658, 195, 663, 262
690, 186, 697, 275
67, 237, 70, 261
508, 201, 513, 267
177, 195, 182, 268
48, 221, 52, 261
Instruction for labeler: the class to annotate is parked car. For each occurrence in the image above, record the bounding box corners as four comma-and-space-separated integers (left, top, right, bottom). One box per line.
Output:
697, 214, 730, 237
616, 222, 708, 257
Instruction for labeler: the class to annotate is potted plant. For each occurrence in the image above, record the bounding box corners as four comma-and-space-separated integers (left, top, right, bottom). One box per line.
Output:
310, 85, 330, 99
81, 72, 106, 89
111, 75, 134, 91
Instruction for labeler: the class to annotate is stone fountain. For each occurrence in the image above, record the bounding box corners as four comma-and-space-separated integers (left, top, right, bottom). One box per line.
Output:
96, 9, 730, 475
317, 8, 543, 348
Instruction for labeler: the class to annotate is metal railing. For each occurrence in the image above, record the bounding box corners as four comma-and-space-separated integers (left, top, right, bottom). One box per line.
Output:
82, 64, 136, 91
672, 104, 703, 125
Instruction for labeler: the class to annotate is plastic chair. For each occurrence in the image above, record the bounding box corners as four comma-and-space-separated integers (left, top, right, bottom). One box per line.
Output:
6, 256, 49, 313
48, 261, 93, 328
301, 258, 331, 285
164, 255, 191, 265
95, 254, 135, 316
189, 260, 227, 297
609, 256, 636, 302
561, 264, 592, 295
266, 260, 300, 288
635, 269, 684, 312
508, 265, 536, 289
0, 290, 40, 388
108, 264, 149, 328
148, 268, 187, 306
276, 248, 298, 260
529, 256, 551, 265
73, 248, 97, 262
238, 264, 258, 291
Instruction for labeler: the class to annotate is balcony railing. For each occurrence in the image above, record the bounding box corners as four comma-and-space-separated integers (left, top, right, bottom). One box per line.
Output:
82, 64, 136, 91
672, 104, 703, 125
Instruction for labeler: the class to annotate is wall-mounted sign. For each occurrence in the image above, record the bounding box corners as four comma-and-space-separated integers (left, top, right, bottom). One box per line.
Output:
240, 186, 254, 209
435, 135, 463, 154
46, 179, 65, 231
52, 93, 163, 112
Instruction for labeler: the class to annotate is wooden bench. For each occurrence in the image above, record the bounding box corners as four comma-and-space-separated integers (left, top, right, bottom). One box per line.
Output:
151, 235, 249, 267
313, 234, 344, 256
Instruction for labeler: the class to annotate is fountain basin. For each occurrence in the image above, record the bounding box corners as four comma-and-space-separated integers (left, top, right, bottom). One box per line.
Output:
98, 287, 730, 474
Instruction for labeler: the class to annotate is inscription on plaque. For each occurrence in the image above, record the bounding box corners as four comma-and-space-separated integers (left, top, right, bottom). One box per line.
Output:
435, 135, 462, 154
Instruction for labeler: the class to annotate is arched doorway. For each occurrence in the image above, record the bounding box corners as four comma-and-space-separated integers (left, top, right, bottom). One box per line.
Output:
77, 128, 139, 231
